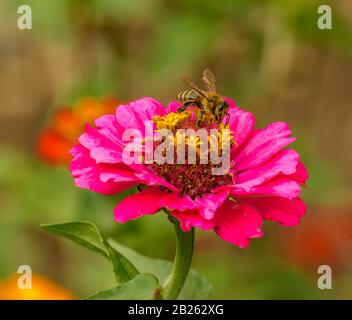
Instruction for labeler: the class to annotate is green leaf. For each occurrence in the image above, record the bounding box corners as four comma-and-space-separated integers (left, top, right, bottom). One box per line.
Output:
83, 273, 160, 300
104, 240, 139, 284
41, 221, 139, 284
40, 221, 214, 299
108, 239, 214, 300
40, 221, 108, 258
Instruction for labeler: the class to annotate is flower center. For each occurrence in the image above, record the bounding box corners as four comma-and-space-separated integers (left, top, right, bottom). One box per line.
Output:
149, 162, 233, 198
148, 109, 234, 198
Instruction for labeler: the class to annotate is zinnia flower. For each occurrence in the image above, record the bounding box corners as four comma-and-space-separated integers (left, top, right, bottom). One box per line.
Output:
70, 97, 308, 248
37, 97, 119, 165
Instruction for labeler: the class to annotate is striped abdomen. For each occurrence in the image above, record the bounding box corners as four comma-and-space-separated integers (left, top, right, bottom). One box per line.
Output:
177, 89, 199, 102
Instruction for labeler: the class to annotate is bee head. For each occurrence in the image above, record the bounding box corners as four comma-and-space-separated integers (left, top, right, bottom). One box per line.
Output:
217, 101, 229, 114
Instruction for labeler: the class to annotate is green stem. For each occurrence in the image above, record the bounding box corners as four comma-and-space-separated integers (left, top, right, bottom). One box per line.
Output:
162, 216, 195, 300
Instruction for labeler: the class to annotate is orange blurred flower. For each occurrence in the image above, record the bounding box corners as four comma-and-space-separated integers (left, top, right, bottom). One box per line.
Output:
0, 273, 75, 300
37, 97, 119, 165
279, 206, 352, 273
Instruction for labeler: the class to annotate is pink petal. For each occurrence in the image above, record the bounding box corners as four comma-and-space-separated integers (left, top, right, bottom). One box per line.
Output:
160, 191, 229, 221
214, 200, 264, 248
288, 161, 309, 185
114, 188, 166, 223
134, 167, 179, 192
235, 149, 300, 191
242, 197, 306, 226
227, 104, 255, 150
79, 124, 124, 164
99, 168, 140, 183
159, 193, 196, 211
234, 122, 296, 171
231, 176, 302, 199
171, 209, 216, 232
167, 100, 181, 113
194, 191, 229, 220
70, 145, 138, 194
94, 114, 126, 148
116, 97, 166, 132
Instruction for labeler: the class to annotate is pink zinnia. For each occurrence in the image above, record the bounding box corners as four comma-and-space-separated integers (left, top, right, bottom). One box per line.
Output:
70, 97, 308, 248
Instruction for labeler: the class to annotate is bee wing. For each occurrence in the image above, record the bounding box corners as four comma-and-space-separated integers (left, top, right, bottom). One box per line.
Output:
186, 89, 200, 99
182, 77, 209, 100
202, 69, 217, 92
182, 77, 206, 94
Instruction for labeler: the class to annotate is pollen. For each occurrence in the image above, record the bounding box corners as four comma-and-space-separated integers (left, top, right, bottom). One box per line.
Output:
153, 111, 191, 131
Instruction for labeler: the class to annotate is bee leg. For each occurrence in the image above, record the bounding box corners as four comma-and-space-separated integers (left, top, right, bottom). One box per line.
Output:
177, 101, 193, 113
196, 110, 203, 129
177, 105, 188, 113
225, 112, 230, 125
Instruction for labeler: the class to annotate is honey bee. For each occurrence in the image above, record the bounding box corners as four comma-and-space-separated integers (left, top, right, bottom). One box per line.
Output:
176, 69, 230, 128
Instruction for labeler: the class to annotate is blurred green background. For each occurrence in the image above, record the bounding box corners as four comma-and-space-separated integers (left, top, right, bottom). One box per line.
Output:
0, 0, 352, 299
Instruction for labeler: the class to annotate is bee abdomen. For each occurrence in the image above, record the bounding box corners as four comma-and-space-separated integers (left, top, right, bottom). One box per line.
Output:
177, 90, 190, 101
177, 89, 198, 102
